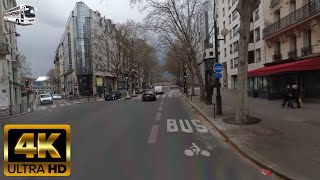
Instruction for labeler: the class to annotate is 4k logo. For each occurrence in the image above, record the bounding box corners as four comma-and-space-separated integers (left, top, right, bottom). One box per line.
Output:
4, 125, 71, 176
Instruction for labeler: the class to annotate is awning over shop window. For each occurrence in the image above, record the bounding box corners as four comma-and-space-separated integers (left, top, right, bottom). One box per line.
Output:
248, 58, 320, 77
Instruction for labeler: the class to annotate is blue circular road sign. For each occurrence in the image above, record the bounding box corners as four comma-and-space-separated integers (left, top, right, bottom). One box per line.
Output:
213, 63, 223, 73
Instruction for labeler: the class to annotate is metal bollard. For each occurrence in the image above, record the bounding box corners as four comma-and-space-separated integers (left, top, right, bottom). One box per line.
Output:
9, 105, 12, 115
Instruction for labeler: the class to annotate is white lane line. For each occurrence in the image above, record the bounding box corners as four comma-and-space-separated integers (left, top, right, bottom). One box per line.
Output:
49, 110, 52, 112
162, 94, 166, 98
160, 101, 164, 105
60, 104, 65, 107
158, 106, 163, 111
148, 125, 159, 144
155, 112, 162, 121
156, 95, 160, 98
51, 105, 56, 108
168, 95, 173, 98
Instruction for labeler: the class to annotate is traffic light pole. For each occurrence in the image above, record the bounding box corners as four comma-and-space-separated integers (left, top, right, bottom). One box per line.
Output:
214, 15, 223, 115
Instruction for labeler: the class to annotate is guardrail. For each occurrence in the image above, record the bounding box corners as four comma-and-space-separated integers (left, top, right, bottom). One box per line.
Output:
0, 101, 34, 118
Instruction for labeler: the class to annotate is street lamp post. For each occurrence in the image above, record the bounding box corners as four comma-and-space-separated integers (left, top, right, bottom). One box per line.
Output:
213, 19, 229, 115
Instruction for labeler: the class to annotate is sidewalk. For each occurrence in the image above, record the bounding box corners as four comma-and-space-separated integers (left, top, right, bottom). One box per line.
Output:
182, 88, 320, 180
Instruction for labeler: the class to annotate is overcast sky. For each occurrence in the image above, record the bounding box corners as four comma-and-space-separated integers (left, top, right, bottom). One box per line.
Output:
16, 0, 146, 78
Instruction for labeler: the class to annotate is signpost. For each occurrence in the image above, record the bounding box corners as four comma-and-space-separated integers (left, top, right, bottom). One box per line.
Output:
25, 86, 30, 91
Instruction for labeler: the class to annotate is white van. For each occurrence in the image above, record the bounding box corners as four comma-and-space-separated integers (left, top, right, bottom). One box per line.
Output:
154, 86, 163, 94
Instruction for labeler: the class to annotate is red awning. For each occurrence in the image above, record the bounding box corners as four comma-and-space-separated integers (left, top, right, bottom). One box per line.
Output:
248, 58, 320, 77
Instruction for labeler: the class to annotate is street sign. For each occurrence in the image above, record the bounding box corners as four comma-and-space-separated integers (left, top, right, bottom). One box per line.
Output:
214, 73, 222, 79
213, 63, 223, 73
25, 86, 30, 91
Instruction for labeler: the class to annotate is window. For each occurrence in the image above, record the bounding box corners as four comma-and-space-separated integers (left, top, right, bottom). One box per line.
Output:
232, 10, 238, 21
255, 27, 260, 42
304, 29, 312, 47
255, 9, 259, 21
248, 51, 255, 64
230, 59, 234, 69
232, 0, 237, 6
224, 48, 227, 57
223, 8, 225, 17
229, 15, 232, 24
250, 30, 254, 43
234, 57, 238, 68
233, 24, 239, 37
229, 30, 232, 39
209, 51, 214, 56
228, 0, 231, 9
256, 48, 261, 62
223, 21, 225, 28
234, 41, 239, 53
230, 44, 233, 54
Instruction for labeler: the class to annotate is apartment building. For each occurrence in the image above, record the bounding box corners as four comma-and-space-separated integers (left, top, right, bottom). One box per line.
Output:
248, 0, 320, 99
0, 0, 22, 106
218, 0, 265, 90
56, 2, 116, 99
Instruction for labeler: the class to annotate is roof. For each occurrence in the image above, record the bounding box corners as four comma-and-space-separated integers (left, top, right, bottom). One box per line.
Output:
248, 58, 320, 77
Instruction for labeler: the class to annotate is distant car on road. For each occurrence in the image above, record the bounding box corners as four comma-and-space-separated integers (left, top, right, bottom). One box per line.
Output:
40, 94, 53, 105
142, 89, 156, 101
105, 91, 122, 101
135, 87, 143, 94
52, 94, 62, 100
154, 86, 164, 94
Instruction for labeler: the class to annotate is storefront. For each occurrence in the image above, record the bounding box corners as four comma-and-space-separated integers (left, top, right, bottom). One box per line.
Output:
248, 58, 320, 99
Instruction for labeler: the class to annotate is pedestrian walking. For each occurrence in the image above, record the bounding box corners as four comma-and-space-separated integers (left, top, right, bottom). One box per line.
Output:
292, 85, 302, 108
282, 85, 293, 108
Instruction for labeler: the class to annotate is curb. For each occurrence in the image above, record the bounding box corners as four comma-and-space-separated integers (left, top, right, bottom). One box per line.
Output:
180, 93, 293, 180
0, 111, 33, 120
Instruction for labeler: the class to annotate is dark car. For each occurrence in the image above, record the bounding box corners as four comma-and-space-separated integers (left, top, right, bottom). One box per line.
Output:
135, 87, 143, 94
104, 91, 118, 101
142, 89, 156, 101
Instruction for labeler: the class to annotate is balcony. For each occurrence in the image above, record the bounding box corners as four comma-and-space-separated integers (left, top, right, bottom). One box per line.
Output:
270, 0, 280, 8
301, 46, 312, 56
273, 52, 282, 62
264, 0, 320, 38
288, 50, 297, 60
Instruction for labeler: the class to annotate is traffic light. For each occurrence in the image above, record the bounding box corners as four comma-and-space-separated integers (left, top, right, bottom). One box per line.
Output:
25, 79, 29, 87
125, 74, 128, 80
183, 72, 187, 80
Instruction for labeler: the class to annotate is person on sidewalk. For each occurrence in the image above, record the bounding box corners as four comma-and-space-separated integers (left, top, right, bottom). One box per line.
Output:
282, 85, 293, 108
292, 85, 302, 108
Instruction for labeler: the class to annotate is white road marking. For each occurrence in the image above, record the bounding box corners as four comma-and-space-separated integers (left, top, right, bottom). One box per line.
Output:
51, 105, 56, 108
39, 106, 47, 110
148, 125, 159, 144
158, 106, 163, 111
49, 110, 52, 112
155, 112, 162, 121
167, 119, 209, 133
156, 95, 160, 98
168, 95, 173, 98
160, 101, 164, 105
179, 119, 193, 133
162, 94, 166, 98
60, 104, 65, 107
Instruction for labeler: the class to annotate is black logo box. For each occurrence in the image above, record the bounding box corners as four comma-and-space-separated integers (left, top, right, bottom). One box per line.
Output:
7, 129, 67, 162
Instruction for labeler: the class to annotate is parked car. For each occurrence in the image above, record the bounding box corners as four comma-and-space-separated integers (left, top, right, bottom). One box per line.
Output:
142, 89, 156, 101
52, 94, 62, 100
105, 91, 122, 101
40, 94, 53, 105
154, 86, 164, 94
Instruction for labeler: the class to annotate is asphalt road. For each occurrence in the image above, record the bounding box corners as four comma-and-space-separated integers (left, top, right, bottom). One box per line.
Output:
0, 86, 277, 180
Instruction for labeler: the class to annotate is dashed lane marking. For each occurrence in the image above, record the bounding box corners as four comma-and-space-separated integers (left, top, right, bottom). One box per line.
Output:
155, 112, 162, 121
159, 106, 163, 111
156, 95, 160, 98
148, 125, 159, 144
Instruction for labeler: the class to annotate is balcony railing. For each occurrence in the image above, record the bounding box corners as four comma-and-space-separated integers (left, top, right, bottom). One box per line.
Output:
270, 0, 280, 8
288, 50, 297, 60
301, 46, 312, 56
273, 52, 282, 61
264, 0, 320, 38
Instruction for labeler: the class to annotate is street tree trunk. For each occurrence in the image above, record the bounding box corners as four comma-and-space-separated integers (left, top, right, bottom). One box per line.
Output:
191, 53, 205, 101
191, 72, 195, 96
235, 0, 260, 123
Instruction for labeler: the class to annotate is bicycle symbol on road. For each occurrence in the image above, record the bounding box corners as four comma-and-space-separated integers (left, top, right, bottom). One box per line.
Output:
184, 143, 211, 157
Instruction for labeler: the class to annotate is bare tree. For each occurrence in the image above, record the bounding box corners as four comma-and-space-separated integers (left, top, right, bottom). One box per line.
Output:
131, 0, 215, 101
235, 0, 260, 123
17, 54, 32, 77
46, 68, 55, 79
